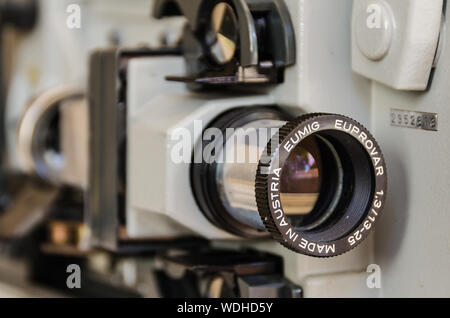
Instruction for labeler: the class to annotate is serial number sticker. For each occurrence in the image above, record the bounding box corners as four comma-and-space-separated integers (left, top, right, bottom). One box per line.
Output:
390, 109, 438, 131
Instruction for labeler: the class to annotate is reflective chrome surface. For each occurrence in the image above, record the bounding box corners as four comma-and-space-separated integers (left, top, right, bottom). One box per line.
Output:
208, 2, 238, 65
216, 119, 285, 230
16, 85, 87, 187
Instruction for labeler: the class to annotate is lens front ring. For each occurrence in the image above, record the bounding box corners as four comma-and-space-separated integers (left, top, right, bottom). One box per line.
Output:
255, 113, 387, 257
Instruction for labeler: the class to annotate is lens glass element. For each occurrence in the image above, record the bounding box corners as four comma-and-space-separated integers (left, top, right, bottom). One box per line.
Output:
280, 135, 343, 231
280, 136, 321, 216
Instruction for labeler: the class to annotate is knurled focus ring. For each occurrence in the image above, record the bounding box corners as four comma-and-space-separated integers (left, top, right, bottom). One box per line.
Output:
255, 113, 387, 257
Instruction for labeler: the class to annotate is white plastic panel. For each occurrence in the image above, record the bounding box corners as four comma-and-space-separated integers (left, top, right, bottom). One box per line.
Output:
352, 0, 443, 91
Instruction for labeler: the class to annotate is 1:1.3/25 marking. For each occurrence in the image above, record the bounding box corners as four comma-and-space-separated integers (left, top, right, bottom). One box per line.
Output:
348, 190, 384, 246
